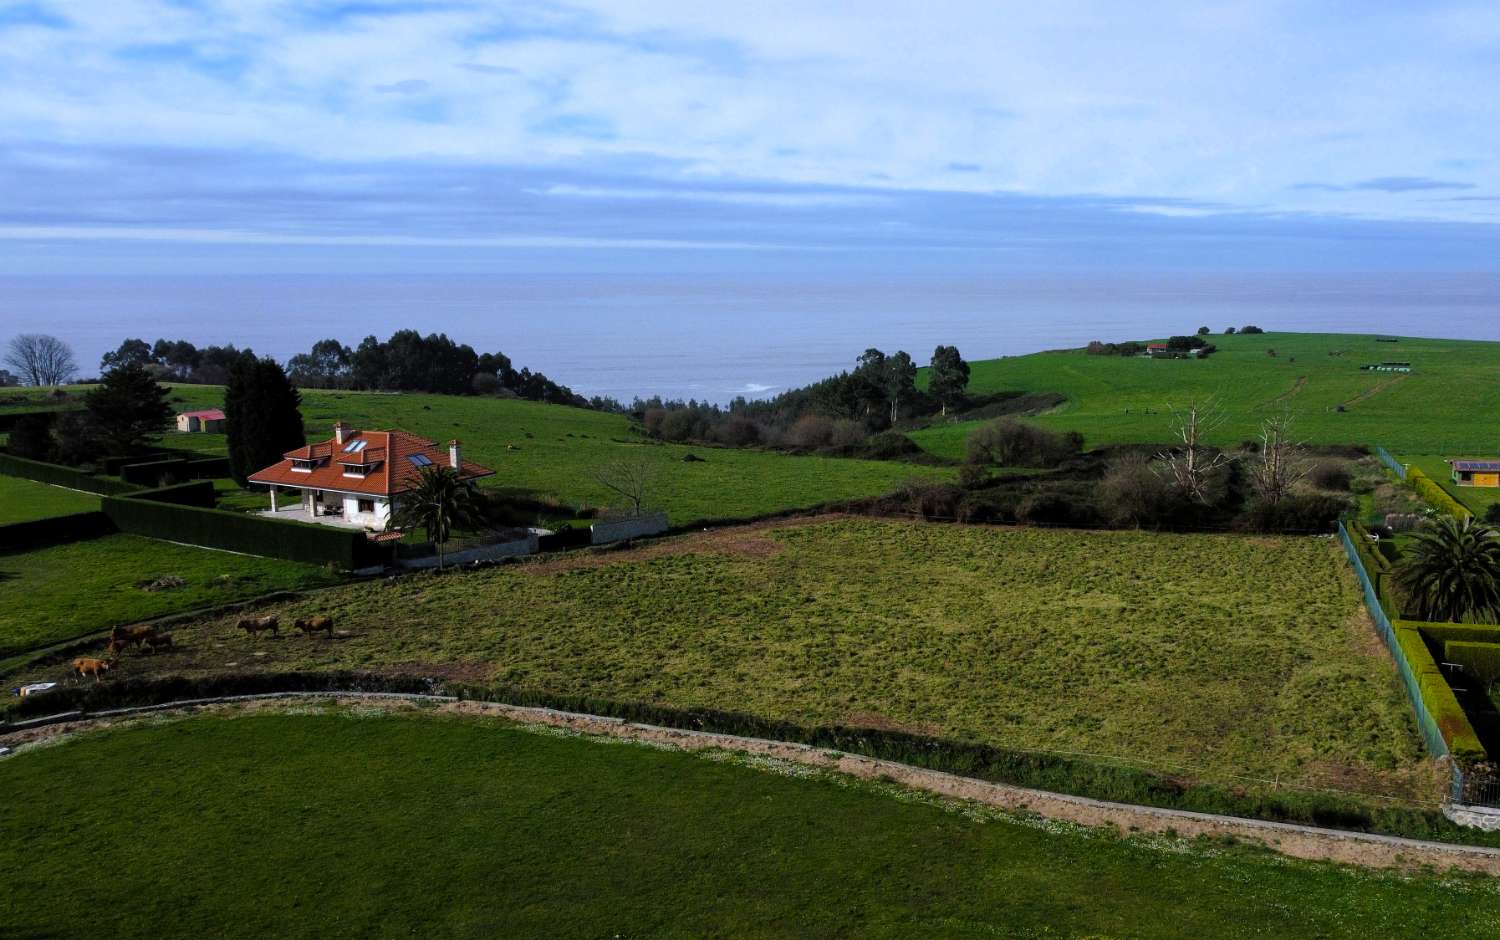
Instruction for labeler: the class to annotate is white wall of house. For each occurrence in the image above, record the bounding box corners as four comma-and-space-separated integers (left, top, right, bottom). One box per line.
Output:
342, 495, 392, 530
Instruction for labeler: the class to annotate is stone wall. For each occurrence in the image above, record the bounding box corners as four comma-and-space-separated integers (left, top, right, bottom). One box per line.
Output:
590, 511, 669, 545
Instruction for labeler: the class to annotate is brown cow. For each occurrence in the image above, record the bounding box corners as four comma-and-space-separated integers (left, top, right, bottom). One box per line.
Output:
106, 637, 130, 657
237, 615, 279, 637
144, 633, 175, 653
72, 657, 113, 681
110, 624, 158, 648
295, 615, 334, 637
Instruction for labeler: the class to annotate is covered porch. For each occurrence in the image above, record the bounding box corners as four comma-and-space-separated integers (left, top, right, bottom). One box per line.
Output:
256, 485, 396, 531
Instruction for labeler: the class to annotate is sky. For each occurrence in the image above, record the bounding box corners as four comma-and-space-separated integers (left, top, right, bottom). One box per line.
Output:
5, 0, 1500, 274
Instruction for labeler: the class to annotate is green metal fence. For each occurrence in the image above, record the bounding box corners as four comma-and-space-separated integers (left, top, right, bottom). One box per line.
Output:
1336, 520, 1447, 759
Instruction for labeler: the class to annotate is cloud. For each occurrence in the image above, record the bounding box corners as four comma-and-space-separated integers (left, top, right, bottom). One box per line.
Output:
946, 162, 983, 172
532, 184, 892, 208
374, 78, 430, 94
1295, 176, 1478, 193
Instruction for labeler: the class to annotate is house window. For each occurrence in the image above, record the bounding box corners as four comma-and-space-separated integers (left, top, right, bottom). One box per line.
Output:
357, 499, 375, 514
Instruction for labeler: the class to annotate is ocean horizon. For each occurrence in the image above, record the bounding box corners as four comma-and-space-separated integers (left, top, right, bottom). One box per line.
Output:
5, 271, 1499, 403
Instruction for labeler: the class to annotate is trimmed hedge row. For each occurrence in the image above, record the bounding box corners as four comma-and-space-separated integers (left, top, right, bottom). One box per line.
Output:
0, 407, 80, 433
101, 494, 371, 569
1392, 620, 1486, 763
129, 480, 217, 508
0, 510, 114, 552
118, 455, 232, 486
1407, 467, 1472, 519
0, 453, 139, 495
1346, 520, 1401, 616
6, 671, 1497, 845
1444, 641, 1500, 683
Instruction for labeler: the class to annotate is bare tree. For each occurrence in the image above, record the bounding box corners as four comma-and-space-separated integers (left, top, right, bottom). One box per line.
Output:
5, 334, 76, 386
1251, 411, 1309, 506
1155, 397, 1233, 504
590, 455, 658, 517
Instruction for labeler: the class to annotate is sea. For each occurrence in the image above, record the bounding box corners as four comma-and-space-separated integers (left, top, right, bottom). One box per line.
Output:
4, 272, 1499, 403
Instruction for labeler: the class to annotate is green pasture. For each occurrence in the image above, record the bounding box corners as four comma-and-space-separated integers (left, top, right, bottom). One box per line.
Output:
2, 708, 1495, 939
0, 534, 341, 657
74, 518, 1428, 798
0, 474, 98, 524
146, 386, 949, 525
913, 331, 1500, 458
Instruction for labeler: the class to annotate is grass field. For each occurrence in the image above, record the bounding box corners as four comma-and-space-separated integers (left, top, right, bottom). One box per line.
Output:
36, 384, 947, 526
2, 707, 1495, 939
0, 535, 342, 657
1399, 454, 1500, 517
913, 331, 1500, 458
61, 518, 1428, 797
0, 475, 98, 524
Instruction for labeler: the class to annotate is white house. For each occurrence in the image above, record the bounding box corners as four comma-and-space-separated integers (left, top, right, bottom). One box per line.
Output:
176, 409, 225, 432
248, 422, 494, 532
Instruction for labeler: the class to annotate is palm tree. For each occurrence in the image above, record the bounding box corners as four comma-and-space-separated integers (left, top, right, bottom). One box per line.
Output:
392, 466, 486, 568
1397, 516, 1500, 623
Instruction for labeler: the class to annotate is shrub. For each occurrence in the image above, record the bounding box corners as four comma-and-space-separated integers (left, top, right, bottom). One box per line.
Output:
1236, 492, 1350, 533
897, 480, 969, 521
784, 415, 835, 449
966, 418, 1083, 469
1098, 454, 1180, 527
657, 409, 705, 442
1307, 460, 1353, 491
1240, 325, 1264, 334
1487, 505, 1500, 525
828, 419, 867, 449
713, 416, 762, 447
5, 412, 55, 460
860, 431, 920, 461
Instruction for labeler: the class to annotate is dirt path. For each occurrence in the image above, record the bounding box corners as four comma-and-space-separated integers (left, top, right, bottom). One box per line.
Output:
7, 693, 1500, 875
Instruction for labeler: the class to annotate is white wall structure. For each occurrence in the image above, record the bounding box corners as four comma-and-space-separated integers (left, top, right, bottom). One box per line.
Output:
590, 512, 669, 545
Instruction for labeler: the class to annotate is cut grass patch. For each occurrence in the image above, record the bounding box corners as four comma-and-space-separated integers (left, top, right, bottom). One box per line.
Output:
0, 474, 98, 524
79, 518, 1429, 799
2, 708, 1496, 939
0, 534, 342, 656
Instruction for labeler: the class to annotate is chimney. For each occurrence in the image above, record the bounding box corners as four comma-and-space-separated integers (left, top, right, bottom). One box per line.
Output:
334, 421, 348, 446
448, 440, 461, 470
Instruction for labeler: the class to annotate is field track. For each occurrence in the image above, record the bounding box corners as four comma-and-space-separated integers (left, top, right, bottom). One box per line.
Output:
7, 692, 1499, 875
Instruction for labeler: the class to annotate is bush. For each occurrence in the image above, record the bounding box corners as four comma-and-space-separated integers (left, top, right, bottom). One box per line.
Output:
5, 412, 56, 460
1240, 325, 1264, 334
966, 418, 1083, 468
897, 480, 969, 520
1486, 505, 1500, 525
1307, 460, 1352, 491
860, 431, 920, 461
1236, 493, 1350, 533
1098, 454, 1181, 527
784, 415, 835, 449
713, 416, 762, 447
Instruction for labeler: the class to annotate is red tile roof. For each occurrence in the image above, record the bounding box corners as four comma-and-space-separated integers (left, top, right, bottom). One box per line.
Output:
180, 409, 225, 420
248, 428, 494, 497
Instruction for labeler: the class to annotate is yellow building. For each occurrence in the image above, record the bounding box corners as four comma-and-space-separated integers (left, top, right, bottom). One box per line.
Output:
1452, 460, 1500, 488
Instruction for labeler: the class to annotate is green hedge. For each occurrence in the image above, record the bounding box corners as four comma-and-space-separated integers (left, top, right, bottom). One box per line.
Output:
1443, 640, 1500, 683
0, 511, 114, 552
120, 456, 188, 486
185, 456, 230, 478
1393, 620, 1487, 763
1346, 520, 1399, 616
101, 495, 366, 569
0, 408, 80, 433
1407, 467, 1472, 519
0, 452, 138, 495
130, 480, 217, 508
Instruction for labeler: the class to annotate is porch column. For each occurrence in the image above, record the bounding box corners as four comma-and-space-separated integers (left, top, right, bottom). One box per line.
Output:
270, 487, 278, 512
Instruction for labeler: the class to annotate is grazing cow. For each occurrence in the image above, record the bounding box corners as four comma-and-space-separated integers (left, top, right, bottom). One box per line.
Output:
106, 637, 130, 657
145, 633, 175, 653
295, 615, 335, 637
72, 657, 113, 680
110, 624, 158, 649
237, 615, 279, 637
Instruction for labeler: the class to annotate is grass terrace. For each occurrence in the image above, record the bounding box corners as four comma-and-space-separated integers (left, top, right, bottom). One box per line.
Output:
0, 475, 98, 524
913, 332, 1500, 458
54, 518, 1431, 799
2, 707, 1496, 939
0, 534, 343, 658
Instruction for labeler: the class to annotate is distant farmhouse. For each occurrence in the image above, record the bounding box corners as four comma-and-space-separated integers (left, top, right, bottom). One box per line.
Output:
1360, 361, 1411, 373
176, 409, 225, 432
249, 422, 494, 531
1452, 460, 1500, 489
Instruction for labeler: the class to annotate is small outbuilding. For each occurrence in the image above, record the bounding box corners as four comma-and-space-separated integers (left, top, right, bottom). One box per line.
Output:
1452, 460, 1500, 488
176, 409, 225, 432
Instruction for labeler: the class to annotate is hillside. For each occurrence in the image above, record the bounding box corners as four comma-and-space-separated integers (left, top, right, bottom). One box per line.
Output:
15, 385, 944, 526
913, 331, 1500, 459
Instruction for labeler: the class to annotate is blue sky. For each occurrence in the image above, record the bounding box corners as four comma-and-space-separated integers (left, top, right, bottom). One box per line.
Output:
5, 0, 1500, 273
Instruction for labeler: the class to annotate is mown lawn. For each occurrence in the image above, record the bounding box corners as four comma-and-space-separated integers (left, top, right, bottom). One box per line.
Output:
0, 474, 98, 524
2, 708, 1495, 939
0, 535, 342, 657
82, 518, 1427, 797
913, 331, 1500, 458
147, 386, 947, 525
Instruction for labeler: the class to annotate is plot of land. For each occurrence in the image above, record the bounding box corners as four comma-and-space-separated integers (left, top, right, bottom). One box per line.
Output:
83, 518, 1427, 796
0, 474, 98, 524
0, 535, 342, 657
1400, 454, 1500, 517
913, 332, 1500, 458
2, 708, 1494, 939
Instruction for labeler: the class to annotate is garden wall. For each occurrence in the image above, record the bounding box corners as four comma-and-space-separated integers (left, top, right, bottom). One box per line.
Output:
0, 511, 115, 553
590, 511, 669, 545
0, 453, 139, 495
